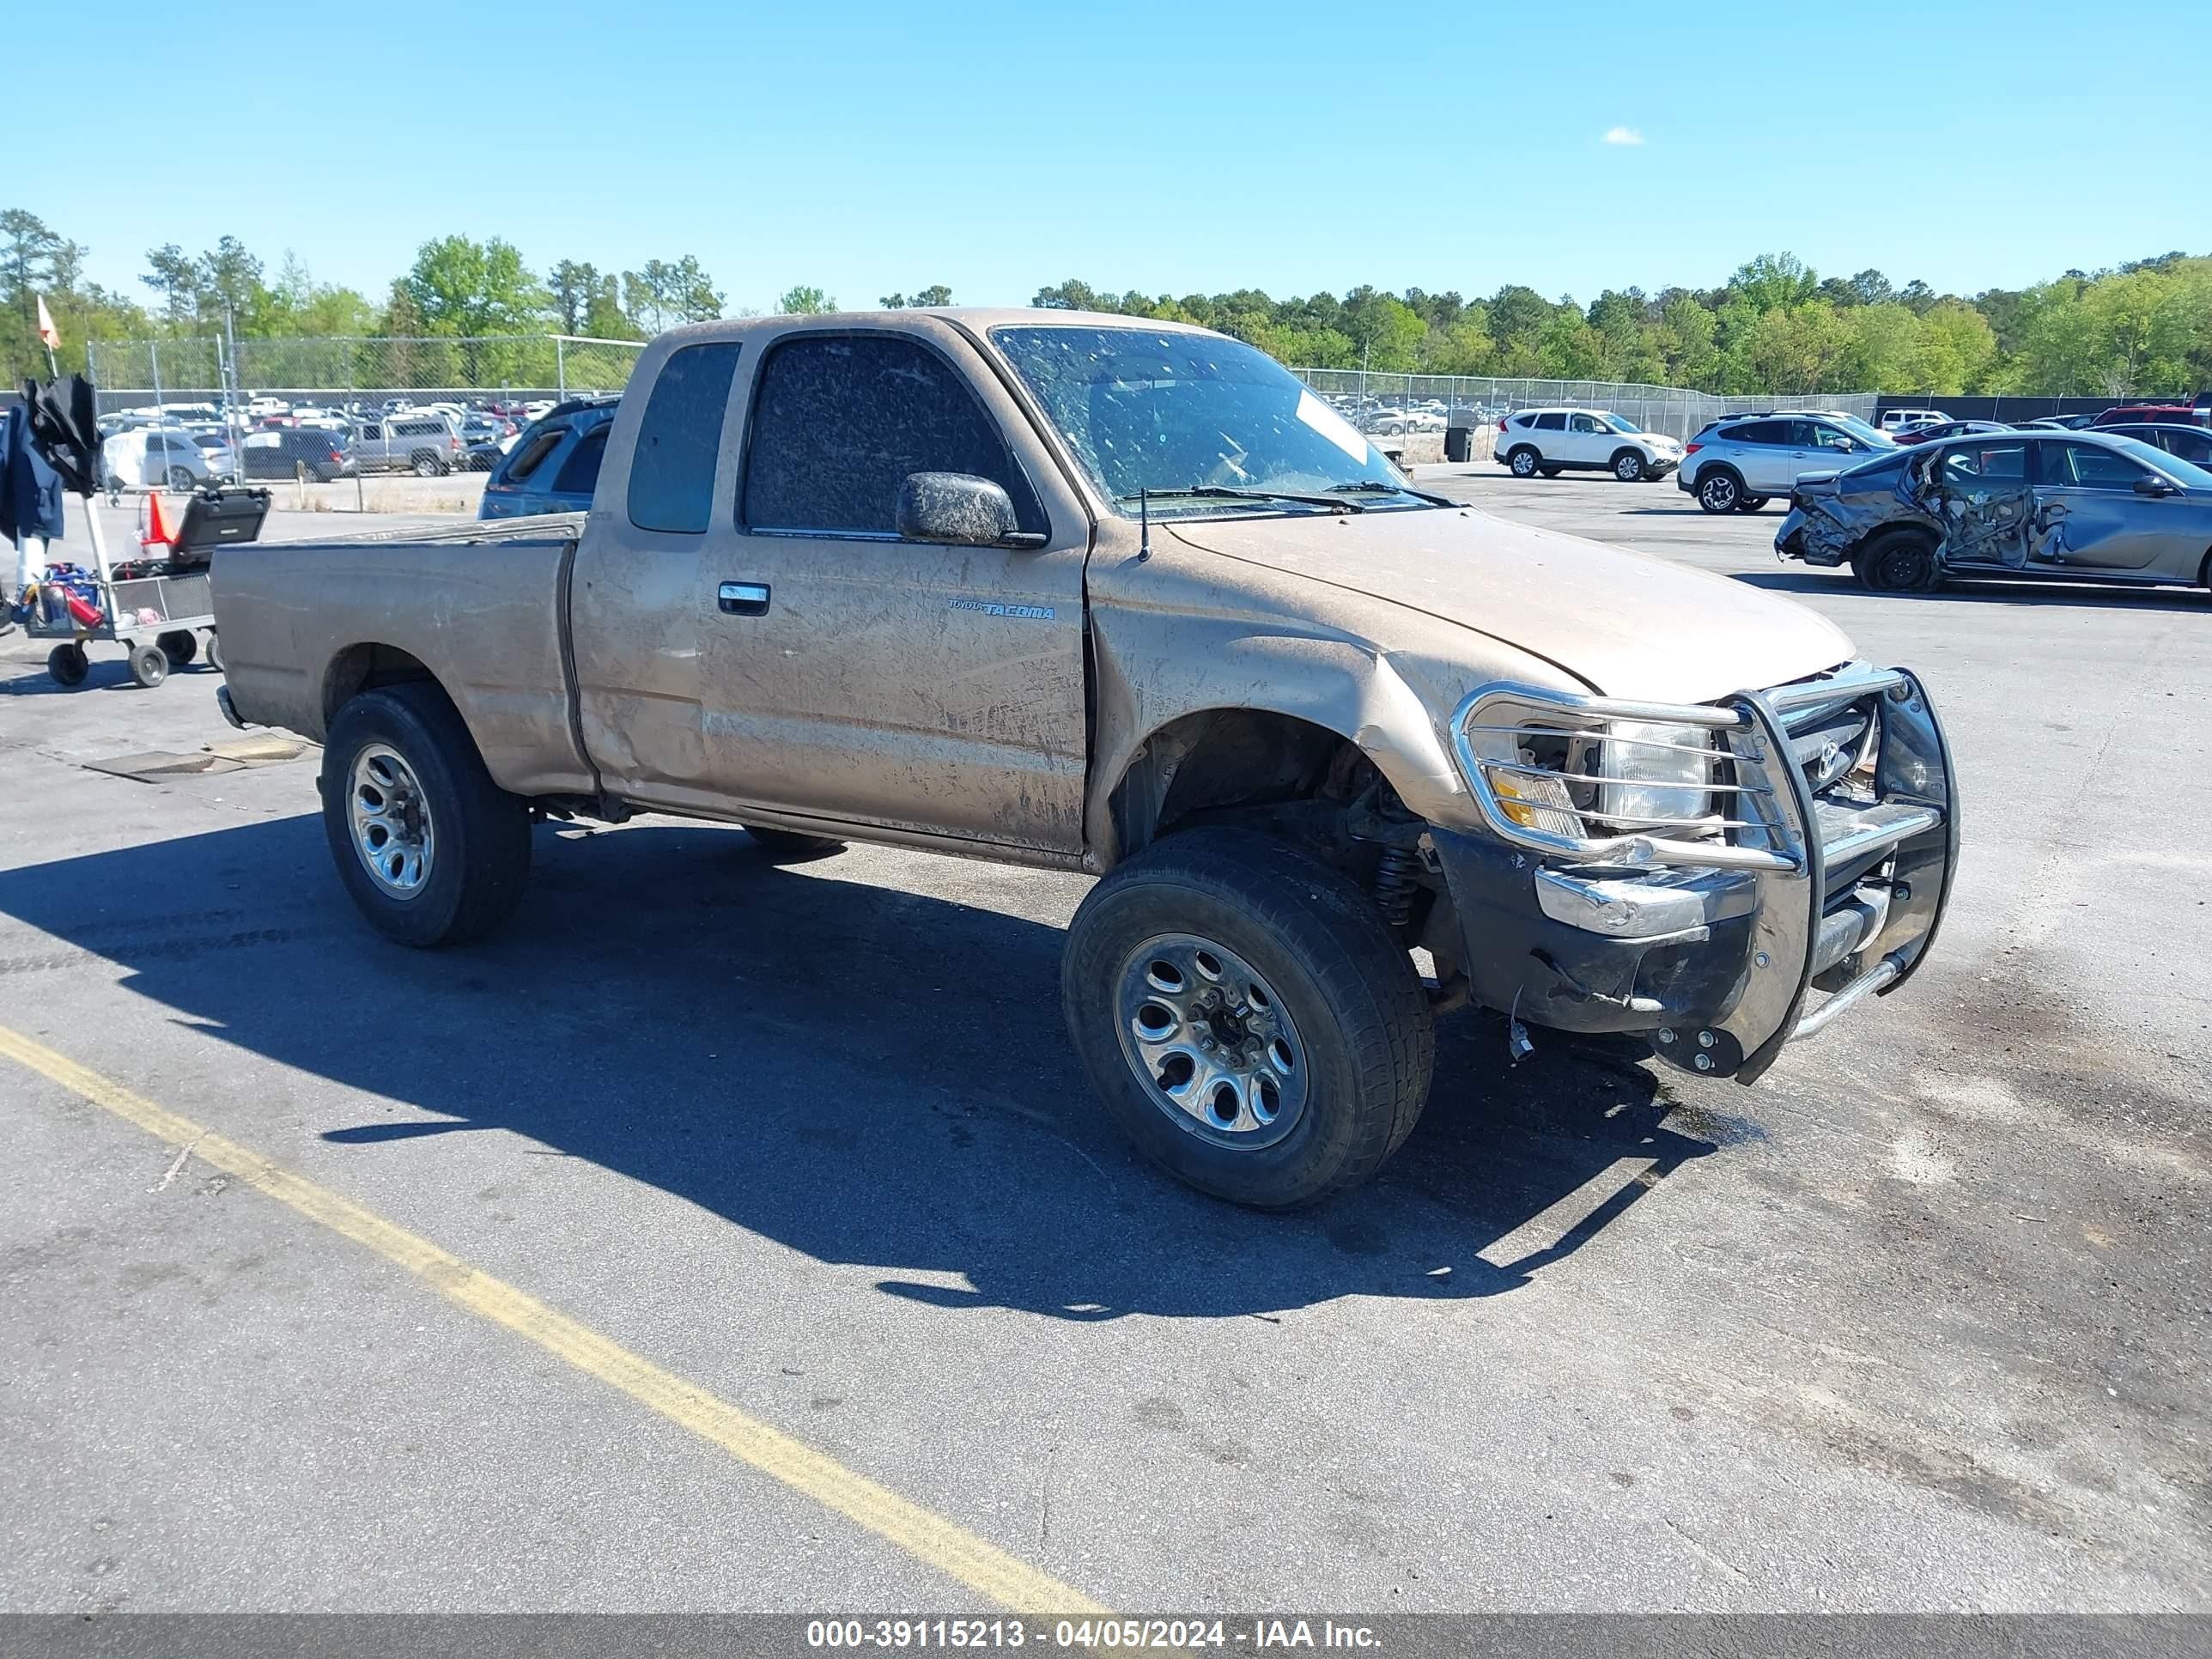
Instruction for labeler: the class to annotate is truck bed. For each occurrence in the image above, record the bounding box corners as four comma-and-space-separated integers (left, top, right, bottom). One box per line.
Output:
211, 516, 598, 799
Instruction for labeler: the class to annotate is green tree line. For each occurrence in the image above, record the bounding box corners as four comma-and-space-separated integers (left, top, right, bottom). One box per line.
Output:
1032, 250, 2212, 397
3, 205, 2205, 398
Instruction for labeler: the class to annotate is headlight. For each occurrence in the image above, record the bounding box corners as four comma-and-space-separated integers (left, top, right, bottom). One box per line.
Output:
1595, 720, 1713, 827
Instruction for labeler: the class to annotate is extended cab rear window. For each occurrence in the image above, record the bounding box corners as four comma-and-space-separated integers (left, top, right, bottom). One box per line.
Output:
629, 341, 742, 533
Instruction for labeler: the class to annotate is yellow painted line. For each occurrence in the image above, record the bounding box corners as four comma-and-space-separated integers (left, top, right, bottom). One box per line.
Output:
0, 1024, 1108, 1617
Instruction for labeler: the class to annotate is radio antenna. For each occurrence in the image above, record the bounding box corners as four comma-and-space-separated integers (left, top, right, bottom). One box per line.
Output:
1137, 486, 1152, 562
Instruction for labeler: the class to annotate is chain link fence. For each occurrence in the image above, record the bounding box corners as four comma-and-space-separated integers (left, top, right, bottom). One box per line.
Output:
79, 333, 1875, 456
85, 334, 647, 422
1289, 369, 1878, 443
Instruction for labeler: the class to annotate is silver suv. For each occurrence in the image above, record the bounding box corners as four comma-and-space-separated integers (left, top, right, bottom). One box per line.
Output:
1677, 411, 1896, 514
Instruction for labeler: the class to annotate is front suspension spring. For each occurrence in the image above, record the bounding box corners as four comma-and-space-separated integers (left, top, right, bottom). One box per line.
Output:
1372, 844, 1419, 930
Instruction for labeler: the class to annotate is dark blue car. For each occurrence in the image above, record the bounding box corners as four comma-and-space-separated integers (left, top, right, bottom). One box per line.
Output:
477, 398, 617, 520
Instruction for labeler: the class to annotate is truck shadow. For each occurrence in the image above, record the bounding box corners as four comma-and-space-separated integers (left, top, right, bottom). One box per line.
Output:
0, 815, 1729, 1323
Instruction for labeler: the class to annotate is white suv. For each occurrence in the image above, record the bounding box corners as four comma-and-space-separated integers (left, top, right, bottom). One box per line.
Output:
1493, 407, 1684, 483
1879, 407, 1948, 433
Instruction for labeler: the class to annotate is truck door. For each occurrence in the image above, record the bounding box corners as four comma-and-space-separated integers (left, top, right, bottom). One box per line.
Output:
698, 326, 1092, 855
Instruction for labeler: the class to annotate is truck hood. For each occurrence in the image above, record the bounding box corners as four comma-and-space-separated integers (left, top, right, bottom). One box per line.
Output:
1165, 504, 1851, 703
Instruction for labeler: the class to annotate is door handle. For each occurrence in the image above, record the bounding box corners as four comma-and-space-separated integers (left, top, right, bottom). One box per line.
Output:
717, 580, 771, 617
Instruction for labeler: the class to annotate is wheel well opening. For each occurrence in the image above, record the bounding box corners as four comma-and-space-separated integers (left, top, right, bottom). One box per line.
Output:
324, 643, 438, 723
1110, 710, 1376, 860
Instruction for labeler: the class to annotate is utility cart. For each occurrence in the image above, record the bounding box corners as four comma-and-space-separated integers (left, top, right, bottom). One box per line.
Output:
30, 486, 267, 690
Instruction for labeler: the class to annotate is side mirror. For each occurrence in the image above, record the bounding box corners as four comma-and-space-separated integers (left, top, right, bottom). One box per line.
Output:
896, 471, 1041, 547
2134, 474, 2179, 497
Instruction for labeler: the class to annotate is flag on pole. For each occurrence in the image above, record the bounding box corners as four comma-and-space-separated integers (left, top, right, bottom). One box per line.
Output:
34, 295, 60, 350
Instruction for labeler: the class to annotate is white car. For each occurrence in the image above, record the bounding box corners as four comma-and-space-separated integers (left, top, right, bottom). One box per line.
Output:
1360, 406, 1447, 436
102, 427, 220, 491
289, 406, 349, 429
246, 396, 290, 419
1493, 407, 1685, 483
1879, 407, 1949, 432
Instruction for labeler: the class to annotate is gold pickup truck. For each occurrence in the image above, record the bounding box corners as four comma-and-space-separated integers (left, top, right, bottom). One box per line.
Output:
213, 310, 1959, 1207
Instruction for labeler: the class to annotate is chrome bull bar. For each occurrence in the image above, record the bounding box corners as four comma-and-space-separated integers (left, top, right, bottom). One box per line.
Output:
1659, 666, 1957, 1082
1451, 663, 1958, 1080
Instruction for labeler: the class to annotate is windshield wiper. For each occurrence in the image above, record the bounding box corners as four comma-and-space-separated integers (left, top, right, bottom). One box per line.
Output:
1120, 485, 1363, 514
1327, 480, 1455, 507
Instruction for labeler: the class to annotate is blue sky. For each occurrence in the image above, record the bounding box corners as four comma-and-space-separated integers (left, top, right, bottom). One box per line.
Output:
28, 1, 2210, 313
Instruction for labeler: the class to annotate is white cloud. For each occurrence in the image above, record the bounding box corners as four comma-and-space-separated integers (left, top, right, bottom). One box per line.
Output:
1603, 125, 1646, 147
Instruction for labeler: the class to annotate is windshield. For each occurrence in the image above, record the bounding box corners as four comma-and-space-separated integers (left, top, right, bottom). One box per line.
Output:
992, 325, 1422, 515
2106, 434, 2212, 488
1595, 411, 1638, 434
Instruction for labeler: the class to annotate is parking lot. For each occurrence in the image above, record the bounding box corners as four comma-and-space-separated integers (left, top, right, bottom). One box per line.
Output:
2, 468, 2206, 1616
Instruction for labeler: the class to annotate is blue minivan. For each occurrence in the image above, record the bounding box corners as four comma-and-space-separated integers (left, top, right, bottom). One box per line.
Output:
477, 398, 618, 520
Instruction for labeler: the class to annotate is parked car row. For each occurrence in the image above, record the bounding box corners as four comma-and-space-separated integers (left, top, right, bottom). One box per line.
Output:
1879, 400, 2209, 438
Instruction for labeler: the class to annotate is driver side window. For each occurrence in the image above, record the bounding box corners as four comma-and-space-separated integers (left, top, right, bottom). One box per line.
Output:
1569, 413, 1603, 434
742, 334, 1042, 538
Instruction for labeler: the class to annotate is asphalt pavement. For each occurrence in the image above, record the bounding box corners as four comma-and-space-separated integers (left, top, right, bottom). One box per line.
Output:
1, 467, 2205, 1616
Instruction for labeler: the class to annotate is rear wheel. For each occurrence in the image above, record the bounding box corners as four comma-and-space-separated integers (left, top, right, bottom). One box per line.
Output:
47, 642, 88, 687
1736, 495, 1770, 513
1613, 450, 1646, 483
1696, 470, 1742, 514
1853, 528, 1942, 592
1061, 828, 1434, 1209
1508, 447, 1540, 478
1539, 465, 1562, 478
157, 629, 198, 666
321, 683, 532, 946
166, 465, 193, 490
742, 824, 846, 860
411, 451, 448, 477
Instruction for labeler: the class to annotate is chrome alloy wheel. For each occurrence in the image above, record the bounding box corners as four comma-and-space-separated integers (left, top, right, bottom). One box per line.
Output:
1114, 933, 1308, 1148
349, 743, 435, 898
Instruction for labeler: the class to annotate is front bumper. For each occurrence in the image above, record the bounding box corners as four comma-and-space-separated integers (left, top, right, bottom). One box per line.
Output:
1432, 664, 1958, 1082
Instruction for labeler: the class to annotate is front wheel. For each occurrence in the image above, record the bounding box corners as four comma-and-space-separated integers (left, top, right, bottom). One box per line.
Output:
128, 641, 169, 689
1696, 470, 1742, 514
1061, 828, 1435, 1209
48, 642, 88, 687
321, 683, 532, 946
156, 629, 198, 666
1613, 451, 1646, 483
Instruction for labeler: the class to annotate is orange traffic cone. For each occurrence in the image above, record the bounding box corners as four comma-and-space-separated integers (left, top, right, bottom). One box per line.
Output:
142, 491, 173, 552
